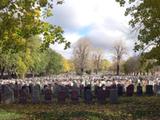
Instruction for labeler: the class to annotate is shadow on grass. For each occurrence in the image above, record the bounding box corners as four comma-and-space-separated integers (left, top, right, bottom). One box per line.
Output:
0, 96, 160, 120
32, 110, 131, 120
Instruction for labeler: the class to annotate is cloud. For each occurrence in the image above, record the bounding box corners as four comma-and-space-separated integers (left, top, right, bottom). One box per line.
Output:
51, 32, 81, 59
48, 0, 136, 61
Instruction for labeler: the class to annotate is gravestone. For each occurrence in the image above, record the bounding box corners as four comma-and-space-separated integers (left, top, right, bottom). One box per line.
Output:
57, 90, 67, 103
105, 86, 110, 97
19, 86, 29, 104
64, 85, 70, 99
52, 84, 58, 98
71, 88, 79, 103
80, 85, 84, 98
117, 84, 123, 96
94, 85, 99, 98
14, 83, 20, 103
96, 87, 106, 104
156, 85, 160, 96
146, 85, 153, 96
109, 89, 118, 104
29, 83, 33, 95
153, 84, 159, 95
110, 84, 117, 89
137, 84, 143, 96
32, 84, 41, 104
44, 86, 52, 103
0, 84, 2, 103
126, 84, 134, 96
24, 85, 30, 100
40, 85, 47, 102
84, 86, 93, 104
1, 84, 14, 104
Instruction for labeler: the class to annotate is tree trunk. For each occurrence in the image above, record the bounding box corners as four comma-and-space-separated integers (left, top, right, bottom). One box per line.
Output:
116, 63, 120, 75
81, 68, 84, 75
0, 67, 5, 79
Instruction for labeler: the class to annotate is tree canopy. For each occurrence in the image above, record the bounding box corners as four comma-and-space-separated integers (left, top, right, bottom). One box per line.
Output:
116, 0, 160, 64
0, 36, 65, 78
0, 0, 71, 78
0, 0, 70, 53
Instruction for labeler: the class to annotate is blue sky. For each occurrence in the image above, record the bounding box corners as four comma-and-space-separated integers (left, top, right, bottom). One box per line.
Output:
47, 0, 137, 61
78, 26, 92, 36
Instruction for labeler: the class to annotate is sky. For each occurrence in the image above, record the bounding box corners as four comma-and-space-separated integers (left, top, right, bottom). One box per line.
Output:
47, 0, 137, 61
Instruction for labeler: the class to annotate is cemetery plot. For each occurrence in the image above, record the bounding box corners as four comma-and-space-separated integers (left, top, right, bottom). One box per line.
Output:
84, 86, 93, 104
0, 96, 160, 120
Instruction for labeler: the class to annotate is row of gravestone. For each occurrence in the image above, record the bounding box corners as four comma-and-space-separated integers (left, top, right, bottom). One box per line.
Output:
0, 84, 159, 105
126, 84, 160, 96
95, 84, 160, 97
0, 84, 119, 104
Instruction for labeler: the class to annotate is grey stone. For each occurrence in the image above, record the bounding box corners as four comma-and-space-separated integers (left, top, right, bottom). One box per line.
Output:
1, 84, 14, 104
32, 84, 41, 104
109, 89, 118, 104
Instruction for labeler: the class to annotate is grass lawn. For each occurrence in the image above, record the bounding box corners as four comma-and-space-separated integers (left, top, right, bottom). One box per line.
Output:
0, 96, 160, 120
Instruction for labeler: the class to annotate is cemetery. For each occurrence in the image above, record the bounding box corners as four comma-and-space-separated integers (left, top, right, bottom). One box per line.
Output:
0, 0, 160, 119
0, 75, 160, 119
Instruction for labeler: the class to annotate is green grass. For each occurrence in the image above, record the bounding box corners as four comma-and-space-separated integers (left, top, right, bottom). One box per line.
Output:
0, 96, 160, 120
0, 110, 23, 120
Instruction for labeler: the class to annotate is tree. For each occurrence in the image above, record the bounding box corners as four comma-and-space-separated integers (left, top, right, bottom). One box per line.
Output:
28, 36, 48, 76
91, 48, 104, 74
109, 60, 126, 75
63, 59, 74, 73
138, 55, 157, 75
0, 35, 65, 78
16, 56, 28, 79
0, 0, 70, 78
0, 0, 70, 53
73, 38, 92, 75
116, 0, 160, 63
112, 40, 127, 75
123, 56, 141, 75
101, 59, 111, 72
45, 49, 64, 75
0, 50, 17, 78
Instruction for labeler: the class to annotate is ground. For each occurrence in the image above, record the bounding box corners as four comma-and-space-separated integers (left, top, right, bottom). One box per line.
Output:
0, 96, 160, 120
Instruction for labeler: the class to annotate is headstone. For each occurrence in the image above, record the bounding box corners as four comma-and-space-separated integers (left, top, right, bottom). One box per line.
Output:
117, 84, 123, 96
84, 86, 93, 104
126, 84, 134, 96
156, 85, 160, 96
25, 85, 30, 100
40, 85, 47, 102
96, 87, 106, 104
94, 85, 99, 97
13, 83, 20, 103
1, 84, 14, 104
153, 84, 159, 95
52, 84, 58, 98
64, 85, 70, 99
80, 85, 84, 97
57, 90, 67, 103
71, 88, 79, 103
0, 84, 2, 103
110, 83, 116, 89
44, 86, 52, 103
137, 84, 143, 96
109, 89, 118, 104
105, 86, 110, 97
19, 86, 29, 104
29, 83, 33, 94
31, 84, 41, 104
146, 85, 153, 96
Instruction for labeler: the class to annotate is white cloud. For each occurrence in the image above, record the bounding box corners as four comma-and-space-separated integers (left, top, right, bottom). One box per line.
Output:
51, 32, 81, 59
48, 0, 136, 61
